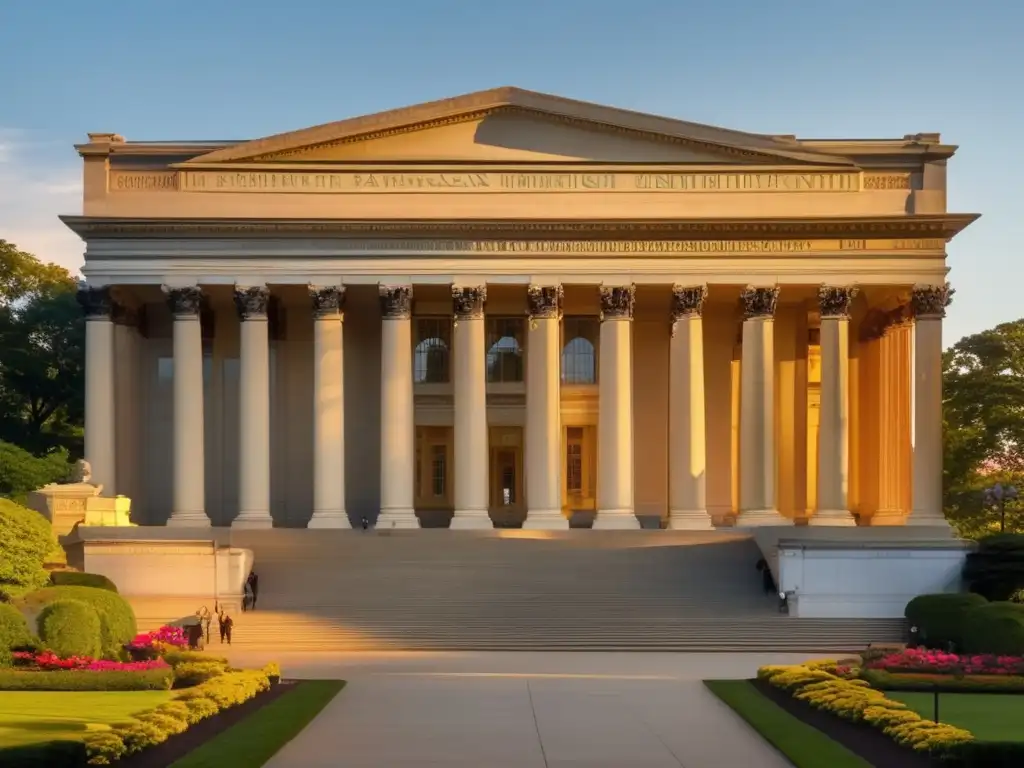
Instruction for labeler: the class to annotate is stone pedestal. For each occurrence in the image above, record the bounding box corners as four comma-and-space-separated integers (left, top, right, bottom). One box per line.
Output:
27, 483, 102, 538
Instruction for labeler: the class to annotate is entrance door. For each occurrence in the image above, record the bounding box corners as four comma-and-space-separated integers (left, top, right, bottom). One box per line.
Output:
563, 425, 596, 512
489, 432, 524, 526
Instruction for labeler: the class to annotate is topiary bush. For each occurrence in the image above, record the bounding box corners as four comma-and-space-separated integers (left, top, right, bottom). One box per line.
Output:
0, 603, 32, 667
962, 602, 1024, 655
49, 571, 118, 592
36, 599, 101, 659
0, 498, 56, 598
172, 661, 226, 688
30, 585, 136, 658
905, 593, 988, 650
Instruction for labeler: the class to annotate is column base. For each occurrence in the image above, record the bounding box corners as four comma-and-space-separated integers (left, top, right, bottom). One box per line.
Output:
233, 514, 273, 530
870, 510, 907, 526
376, 508, 420, 529
450, 510, 493, 530
308, 512, 352, 530
906, 513, 953, 530
735, 509, 792, 527
593, 510, 641, 530
522, 510, 569, 530
809, 509, 856, 527
668, 509, 714, 530
166, 514, 210, 528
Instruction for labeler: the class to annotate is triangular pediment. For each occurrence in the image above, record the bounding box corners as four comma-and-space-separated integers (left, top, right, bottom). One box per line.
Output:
183, 87, 856, 167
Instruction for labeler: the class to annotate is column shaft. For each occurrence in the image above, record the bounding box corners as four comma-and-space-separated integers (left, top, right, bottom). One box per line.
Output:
873, 321, 906, 524
813, 286, 857, 525
594, 285, 639, 529
79, 287, 117, 496
234, 286, 273, 528
377, 286, 418, 528
451, 286, 491, 529
310, 287, 349, 528
668, 286, 711, 529
524, 286, 566, 529
165, 287, 208, 526
737, 286, 789, 526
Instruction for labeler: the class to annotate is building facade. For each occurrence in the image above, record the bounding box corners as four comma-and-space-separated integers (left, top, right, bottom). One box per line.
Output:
66, 87, 977, 530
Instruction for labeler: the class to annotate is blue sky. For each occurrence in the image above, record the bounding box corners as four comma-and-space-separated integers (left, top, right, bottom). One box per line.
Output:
0, 0, 1018, 343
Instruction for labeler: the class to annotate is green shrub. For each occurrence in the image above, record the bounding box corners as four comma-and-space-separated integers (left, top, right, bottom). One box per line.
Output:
0, 498, 56, 598
79, 731, 125, 765
49, 571, 118, 592
964, 534, 1024, 602
162, 648, 229, 669
173, 660, 226, 688
0, 603, 32, 666
0, 739, 86, 768
30, 585, 136, 658
0, 440, 73, 505
36, 599, 101, 658
0, 666, 172, 691
962, 602, 1024, 655
905, 592, 988, 649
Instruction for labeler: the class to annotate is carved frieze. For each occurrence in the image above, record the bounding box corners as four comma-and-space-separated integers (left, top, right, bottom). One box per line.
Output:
600, 285, 636, 321
309, 285, 345, 318
671, 285, 707, 322
76, 285, 112, 319
452, 285, 487, 320
911, 282, 954, 319
740, 286, 780, 319
379, 285, 413, 319
163, 286, 203, 318
818, 285, 859, 319
526, 285, 563, 320
233, 285, 270, 320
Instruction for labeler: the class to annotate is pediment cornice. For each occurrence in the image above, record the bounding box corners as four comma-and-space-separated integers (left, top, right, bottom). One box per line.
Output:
62, 214, 978, 241
182, 87, 856, 167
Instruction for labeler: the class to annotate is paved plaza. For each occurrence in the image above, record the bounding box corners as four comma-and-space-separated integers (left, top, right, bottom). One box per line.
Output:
233, 651, 816, 768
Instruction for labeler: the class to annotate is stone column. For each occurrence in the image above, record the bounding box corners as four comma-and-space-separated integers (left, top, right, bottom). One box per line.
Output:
232, 286, 273, 529
78, 286, 117, 496
164, 287, 209, 526
524, 286, 567, 530
909, 283, 953, 527
377, 285, 418, 529
812, 286, 858, 526
668, 285, 712, 529
450, 285, 491, 529
594, 284, 639, 529
872, 311, 910, 525
736, 286, 789, 526
309, 286, 349, 528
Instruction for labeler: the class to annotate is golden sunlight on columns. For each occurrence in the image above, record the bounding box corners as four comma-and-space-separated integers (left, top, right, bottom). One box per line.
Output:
668, 285, 712, 529
775, 303, 808, 520
451, 285, 491, 529
737, 286, 790, 526
309, 286, 350, 529
164, 287, 209, 527
811, 286, 858, 526
377, 285, 419, 529
594, 285, 639, 529
523, 286, 568, 530
872, 313, 908, 526
909, 283, 953, 528
78, 286, 117, 497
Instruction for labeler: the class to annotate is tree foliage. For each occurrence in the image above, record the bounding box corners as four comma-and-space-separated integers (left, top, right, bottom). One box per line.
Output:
0, 498, 57, 598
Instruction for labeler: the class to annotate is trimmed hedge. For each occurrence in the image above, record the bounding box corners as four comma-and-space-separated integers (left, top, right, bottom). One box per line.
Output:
37, 600, 101, 659
0, 603, 32, 666
173, 660, 227, 688
0, 739, 86, 768
905, 593, 988, 650
963, 533, 1024, 602
30, 585, 136, 658
49, 571, 118, 593
0, 666, 173, 691
962, 602, 1024, 655
0, 498, 55, 598
162, 649, 229, 669
862, 668, 1024, 693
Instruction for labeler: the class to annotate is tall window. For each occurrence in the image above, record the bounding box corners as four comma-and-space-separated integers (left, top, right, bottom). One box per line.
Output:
414, 318, 451, 383
431, 445, 447, 497
562, 317, 599, 384
566, 427, 584, 493
486, 318, 525, 383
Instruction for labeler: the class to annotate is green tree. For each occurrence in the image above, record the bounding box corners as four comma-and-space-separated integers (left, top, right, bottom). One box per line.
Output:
0, 240, 83, 456
943, 319, 1024, 537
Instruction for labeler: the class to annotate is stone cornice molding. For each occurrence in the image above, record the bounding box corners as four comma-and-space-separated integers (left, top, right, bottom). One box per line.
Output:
818, 285, 859, 319
600, 284, 636, 321
526, 285, 563, 321
233, 285, 270, 320
60, 214, 980, 242
379, 285, 413, 319
911, 282, 954, 319
451, 285, 487, 320
740, 286, 780, 319
163, 286, 203, 318
309, 285, 345, 318
670, 284, 708, 322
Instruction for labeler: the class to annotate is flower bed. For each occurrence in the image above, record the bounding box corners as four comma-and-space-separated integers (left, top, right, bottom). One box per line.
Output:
862, 668, 1024, 693
124, 625, 187, 661
867, 648, 1024, 677
12, 650, 169, 673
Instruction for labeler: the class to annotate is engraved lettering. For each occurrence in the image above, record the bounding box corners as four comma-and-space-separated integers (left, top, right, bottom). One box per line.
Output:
863, 174, 912, 191
840, 239, 867, 250
111, 172, 178, 191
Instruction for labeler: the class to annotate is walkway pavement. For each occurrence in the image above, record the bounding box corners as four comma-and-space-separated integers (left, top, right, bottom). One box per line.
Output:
244, 651, 816, 768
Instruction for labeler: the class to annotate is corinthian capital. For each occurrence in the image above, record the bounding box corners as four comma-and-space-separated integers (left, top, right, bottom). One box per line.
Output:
233, 285, 270, 320
379, 285, 413, 319
452, 285, 487, 320
911, 282, 954, 319
163, 286, 203, 318
671, 284, 707, 322
309, 285, 345, 318
526, 285, 563, 320
818, 285, 859, 319
739, 286, 779, 319
600, 284, 636, 321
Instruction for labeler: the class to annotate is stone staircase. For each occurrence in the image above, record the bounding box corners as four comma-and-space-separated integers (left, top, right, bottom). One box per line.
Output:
132, 529, 905, 652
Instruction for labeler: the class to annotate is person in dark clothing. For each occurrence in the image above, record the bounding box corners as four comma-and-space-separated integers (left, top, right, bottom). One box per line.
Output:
222, 614, 233, 645
247, 571, 259, 611
755, 558, 776, 594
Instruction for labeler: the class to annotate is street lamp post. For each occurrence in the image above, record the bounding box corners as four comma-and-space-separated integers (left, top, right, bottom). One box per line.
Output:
983, 483, 1018, 533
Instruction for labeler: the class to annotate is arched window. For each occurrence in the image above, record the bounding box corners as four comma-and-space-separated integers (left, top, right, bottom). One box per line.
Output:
561, 317, 599, 384
486, 318, 525, 383
414, 318, 451, 383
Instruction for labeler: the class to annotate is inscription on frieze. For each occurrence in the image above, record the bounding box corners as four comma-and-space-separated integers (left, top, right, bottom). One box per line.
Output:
862, 173, 912, 190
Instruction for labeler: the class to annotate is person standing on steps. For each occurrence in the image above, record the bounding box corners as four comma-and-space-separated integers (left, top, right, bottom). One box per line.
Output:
247, 570, 259, 611
223, 613, 233, 645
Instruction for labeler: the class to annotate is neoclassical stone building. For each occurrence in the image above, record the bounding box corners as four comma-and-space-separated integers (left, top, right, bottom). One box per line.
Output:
65, 87, 976, 530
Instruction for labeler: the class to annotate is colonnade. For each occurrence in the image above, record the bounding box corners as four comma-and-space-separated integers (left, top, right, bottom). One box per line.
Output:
77, 281, 951, 529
